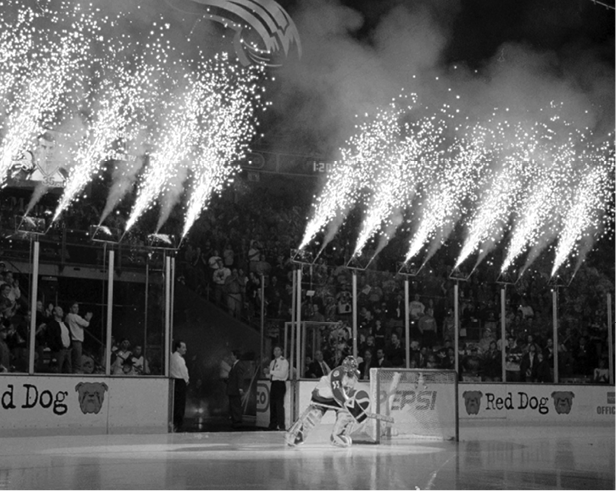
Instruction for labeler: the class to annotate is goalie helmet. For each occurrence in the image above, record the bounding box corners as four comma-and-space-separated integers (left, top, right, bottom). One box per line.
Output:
341, 356, 360, 378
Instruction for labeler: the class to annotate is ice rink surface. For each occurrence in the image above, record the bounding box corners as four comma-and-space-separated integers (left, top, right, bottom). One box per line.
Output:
0, 422, 613, 490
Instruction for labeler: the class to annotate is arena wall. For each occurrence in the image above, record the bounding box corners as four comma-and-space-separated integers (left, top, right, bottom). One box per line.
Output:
458, 383, 615, 424
0, 375, 171, 437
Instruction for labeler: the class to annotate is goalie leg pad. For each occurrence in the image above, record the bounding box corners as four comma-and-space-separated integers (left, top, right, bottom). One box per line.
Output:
285, 405, 324, 447
330, 410, 354, 447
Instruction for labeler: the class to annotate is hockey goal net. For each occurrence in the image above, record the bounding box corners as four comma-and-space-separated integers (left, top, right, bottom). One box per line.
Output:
363, 368, 458, 443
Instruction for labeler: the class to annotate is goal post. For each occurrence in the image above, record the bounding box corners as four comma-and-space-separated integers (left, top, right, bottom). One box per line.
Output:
364, 368, 459, 443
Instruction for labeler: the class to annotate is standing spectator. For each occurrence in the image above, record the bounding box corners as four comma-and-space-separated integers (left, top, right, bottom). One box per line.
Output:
409, 294, 425, 321
170, 340, 189, 432
246, 271, 262, 318
46, 306, 72, 374
385, 333, 405, 367
0, 321, 11, 372
265, 276, 283, 318
358, 350, 374, 380
65, 301, 93, 374
212, 259, 231, 306
1, 272, 21, 306
266, 345, 289, 431
224, 269, 243, 318
418, 308, 438, 348
226, 350, 244, 429
518, 298, 534, 320
223, 242, 235, 268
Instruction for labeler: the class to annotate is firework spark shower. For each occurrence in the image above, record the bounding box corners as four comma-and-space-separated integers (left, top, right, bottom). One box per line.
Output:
299, 96, 614, 279
0, 0, 265, 238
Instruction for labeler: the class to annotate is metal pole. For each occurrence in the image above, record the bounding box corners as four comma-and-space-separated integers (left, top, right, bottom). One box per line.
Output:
144, 256, 149, 363
607, 293, 613, 385
454, 282, 459, 377
28, 239, 40, 374
105, 250, 114, 376
404, 277, 410, 368
164, 255, 171, 377
352, 270, 358, 359
170, 256, 176, 350
260, 273, 265, 361
501, 287, 506, 382
290, 269, 296, 357
296, 268, 302, 379
552, 289, 559, 383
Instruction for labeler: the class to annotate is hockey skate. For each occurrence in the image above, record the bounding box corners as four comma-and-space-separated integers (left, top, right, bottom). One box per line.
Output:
330, 410, 354, 448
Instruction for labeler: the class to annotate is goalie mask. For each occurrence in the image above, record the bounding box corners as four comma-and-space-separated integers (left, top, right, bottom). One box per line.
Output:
341, 356, 360, 378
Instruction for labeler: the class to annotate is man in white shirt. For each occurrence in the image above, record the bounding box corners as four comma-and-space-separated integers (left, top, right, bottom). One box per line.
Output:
265, 345, 289, 431
65, 302, 93, 374
170, 340, 189, 432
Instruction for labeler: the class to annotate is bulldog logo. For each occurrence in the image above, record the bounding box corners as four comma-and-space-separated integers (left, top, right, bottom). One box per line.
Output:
551, 391, 574, 415
75, 382, 109, 415
462, 391, 483, 415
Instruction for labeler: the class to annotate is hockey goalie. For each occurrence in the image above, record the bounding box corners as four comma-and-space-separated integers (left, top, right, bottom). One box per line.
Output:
286, 356, 373, 448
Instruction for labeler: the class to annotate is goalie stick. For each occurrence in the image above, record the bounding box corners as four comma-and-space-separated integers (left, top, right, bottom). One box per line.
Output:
311, 401, 395, 424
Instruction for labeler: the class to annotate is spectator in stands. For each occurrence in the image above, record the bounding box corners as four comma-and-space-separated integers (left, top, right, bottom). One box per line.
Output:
386, 292, 405, 330
5, 317, 27, 372
46, 305, 72, 374
372, 319, 387, 350
0, 320, 12, 372
359, 349, 374, 380
520, 343, 540, 382
306, 350, 331, 378
212, 258, 231, 306
223, 242, 235, 268
505, 336, 523, 382
386, 333, 405, 367
418, 308, 438, 348
592, 358, 609, 383
224, 268, 243, 318
461, 346, 483, 381
121, 357, 136, 376
131, 345, 150, 375
573, 336, 594, 377
265, 276, 283, 318
65, 301, 93, 374
359, 334, 377, 360
0, 283, 17, 319
409, 294, 425, 322
246, 271, 262, 318
518, 298, 534, 320
1, 272, 21, 306
534, 351, 552, 383
442, 308, 455, 342
374, 348, 391, 368
482, 340, 501, 381
112, 338, 132, 375
478, 327, 496, 354
418, 345, 432, 368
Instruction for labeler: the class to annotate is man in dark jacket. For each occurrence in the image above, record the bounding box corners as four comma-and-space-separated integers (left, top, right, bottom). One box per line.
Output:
226, 350, 245, 428
46, 306, 72, 373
